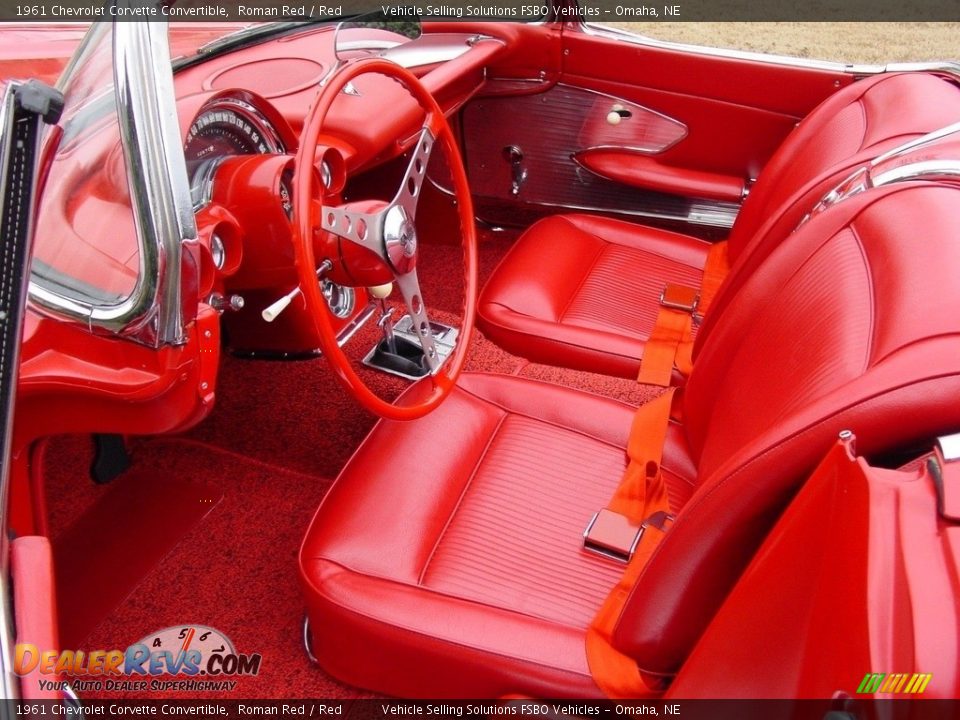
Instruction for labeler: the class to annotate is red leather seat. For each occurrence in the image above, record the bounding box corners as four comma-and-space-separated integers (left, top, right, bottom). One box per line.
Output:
301, 182, 960, 697
478, 73, 960, 378
479, 214, 709, 377
300, 373, 696, 698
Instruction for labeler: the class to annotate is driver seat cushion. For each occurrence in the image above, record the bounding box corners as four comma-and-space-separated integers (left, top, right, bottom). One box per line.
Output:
478, 214, 710, 378
299, 373, 696, 699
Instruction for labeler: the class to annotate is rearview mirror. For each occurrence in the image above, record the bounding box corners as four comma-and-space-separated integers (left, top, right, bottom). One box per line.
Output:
334, 13, 422, 62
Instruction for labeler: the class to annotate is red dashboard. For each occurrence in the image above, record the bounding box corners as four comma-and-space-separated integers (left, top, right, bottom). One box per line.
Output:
17, 21, 519, 451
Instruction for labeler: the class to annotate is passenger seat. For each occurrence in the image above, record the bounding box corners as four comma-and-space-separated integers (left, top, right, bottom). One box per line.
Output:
478, 73, 960, 378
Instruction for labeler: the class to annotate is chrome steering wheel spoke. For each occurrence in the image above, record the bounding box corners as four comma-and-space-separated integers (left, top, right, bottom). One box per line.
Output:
320, 204, 385, 257
322, 125, 442, 375
395, 269, 441, 374
393, 127, 435, 222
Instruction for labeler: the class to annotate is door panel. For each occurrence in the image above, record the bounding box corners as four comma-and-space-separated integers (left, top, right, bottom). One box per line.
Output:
561, 26, 853, 176
463, 22, 853, 232
463, 83, 741, 231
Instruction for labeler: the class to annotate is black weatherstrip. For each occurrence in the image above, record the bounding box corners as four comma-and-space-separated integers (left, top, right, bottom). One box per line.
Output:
0, 79, 63, 494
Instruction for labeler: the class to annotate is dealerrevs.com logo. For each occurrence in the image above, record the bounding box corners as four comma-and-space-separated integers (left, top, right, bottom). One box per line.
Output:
14, 625, 261, 693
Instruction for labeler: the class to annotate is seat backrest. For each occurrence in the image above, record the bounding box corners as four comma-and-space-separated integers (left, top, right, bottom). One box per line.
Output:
701, 73, 960, 337
611, 181, 960, 676
728, 72, 960, 259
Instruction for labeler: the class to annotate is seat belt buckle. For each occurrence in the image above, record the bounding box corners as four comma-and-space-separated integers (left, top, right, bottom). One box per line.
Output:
660, 283, 700, 314
583, 509, 675, 563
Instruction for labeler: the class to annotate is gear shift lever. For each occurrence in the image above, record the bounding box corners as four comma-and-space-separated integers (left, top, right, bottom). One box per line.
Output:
365, 282, 430, 379
369, 282, 398, 355
378, 303, 398, 355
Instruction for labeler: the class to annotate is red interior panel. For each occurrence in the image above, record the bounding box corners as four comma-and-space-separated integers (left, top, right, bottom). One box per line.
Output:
560, 26, 852, 178
669, 443, 960, 698
11, 537, 60, 700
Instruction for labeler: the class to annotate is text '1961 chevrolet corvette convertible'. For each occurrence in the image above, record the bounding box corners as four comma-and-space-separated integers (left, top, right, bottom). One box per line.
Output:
0, 6, 958, 716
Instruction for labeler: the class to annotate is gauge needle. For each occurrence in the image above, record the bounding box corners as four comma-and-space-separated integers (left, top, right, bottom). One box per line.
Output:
181, 628, 196, 653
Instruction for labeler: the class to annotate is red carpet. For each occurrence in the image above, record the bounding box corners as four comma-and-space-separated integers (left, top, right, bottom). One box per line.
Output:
40, 228, 661, 698
52, 460, 222, 650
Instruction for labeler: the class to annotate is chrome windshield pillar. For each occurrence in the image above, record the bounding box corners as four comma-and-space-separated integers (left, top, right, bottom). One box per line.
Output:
113, 20, 197, 345
27, 19, 197, 347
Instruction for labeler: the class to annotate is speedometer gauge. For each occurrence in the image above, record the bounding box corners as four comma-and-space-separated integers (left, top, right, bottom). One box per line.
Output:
185, 98, 285, 209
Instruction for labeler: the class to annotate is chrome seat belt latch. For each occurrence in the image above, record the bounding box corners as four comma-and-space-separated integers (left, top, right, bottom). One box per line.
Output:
659, 283, 700, 314
583, 509, 675, 563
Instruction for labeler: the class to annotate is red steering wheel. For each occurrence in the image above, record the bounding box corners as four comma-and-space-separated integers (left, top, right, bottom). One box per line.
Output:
293, 58, 478, 420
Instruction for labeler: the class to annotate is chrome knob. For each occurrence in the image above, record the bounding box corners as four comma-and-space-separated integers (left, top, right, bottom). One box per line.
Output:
209, 293, 245, 313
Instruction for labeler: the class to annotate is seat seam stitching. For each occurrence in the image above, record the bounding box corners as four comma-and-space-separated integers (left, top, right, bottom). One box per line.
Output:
563, 215, 710, 270
557, 235, 609, 323
454, 385, 692, 498
847, 221, 876, 372
303, 557, 598, 679
479, 305, 648, 362
457, 382, 633, 451
856, 97, 868, 151
418, 411, 509, 586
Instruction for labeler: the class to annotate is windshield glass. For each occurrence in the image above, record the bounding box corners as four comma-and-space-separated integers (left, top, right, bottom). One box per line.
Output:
167, 20, 340, 67
169, 22, 249, 58
29, 20, 333, 323
31, 22, 140, 306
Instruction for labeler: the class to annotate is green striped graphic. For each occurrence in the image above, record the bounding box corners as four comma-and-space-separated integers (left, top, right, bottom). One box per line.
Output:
857, 672, 931, 694
857, 673, 885, 694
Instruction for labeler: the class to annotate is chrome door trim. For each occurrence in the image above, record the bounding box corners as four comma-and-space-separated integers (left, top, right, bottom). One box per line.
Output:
27, 19, 197, 347
859, 61, 960, 82
578, 21, 855, 71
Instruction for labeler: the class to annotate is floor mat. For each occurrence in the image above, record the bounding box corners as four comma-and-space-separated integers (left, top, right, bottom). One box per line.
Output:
45, 437, 361, 699
51, 455, 222, 650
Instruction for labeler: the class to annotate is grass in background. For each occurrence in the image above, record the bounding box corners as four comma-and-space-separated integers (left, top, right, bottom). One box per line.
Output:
613, 22, 959, 64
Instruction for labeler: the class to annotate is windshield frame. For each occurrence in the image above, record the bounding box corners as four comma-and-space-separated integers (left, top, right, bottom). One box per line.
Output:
27, 20, 197, 347
171, 19, 342, 72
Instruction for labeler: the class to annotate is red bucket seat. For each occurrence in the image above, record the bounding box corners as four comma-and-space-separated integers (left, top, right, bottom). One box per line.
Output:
300, 180, 960, 698
477, 73, 960, 378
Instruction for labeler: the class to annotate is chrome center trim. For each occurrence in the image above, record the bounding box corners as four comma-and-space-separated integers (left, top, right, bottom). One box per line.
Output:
383, 204, 418, 274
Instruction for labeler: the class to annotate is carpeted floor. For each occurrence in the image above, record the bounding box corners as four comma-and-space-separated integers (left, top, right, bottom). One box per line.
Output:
39, 228, 661, 699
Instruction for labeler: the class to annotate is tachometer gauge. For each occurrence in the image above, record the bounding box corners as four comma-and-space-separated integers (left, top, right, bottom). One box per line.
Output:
185, 98, 285, 209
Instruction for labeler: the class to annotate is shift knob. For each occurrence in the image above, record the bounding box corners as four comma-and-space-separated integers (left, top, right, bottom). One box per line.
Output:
369, 283, 393, 299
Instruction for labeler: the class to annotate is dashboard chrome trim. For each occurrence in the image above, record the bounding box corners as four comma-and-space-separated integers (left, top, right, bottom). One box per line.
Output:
383, 35, 493, 68
186, 96, 287, 211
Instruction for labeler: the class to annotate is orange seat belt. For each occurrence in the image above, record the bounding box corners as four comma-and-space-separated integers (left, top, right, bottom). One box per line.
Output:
698, 240, 730, 313
585, 388, 676, 697
637, 241, 730, 386
636, 300, 694, 387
